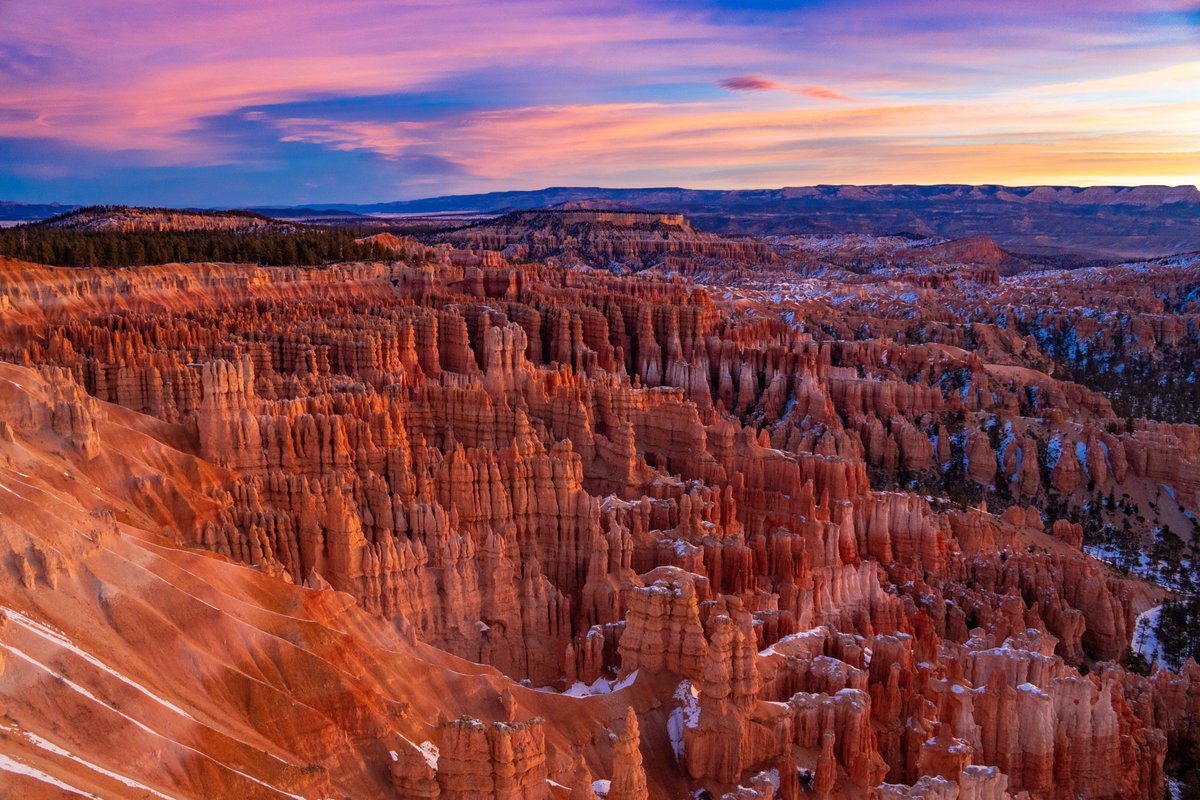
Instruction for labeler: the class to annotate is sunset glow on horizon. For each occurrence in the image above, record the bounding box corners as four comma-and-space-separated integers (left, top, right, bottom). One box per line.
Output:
1, 0, 1198, 205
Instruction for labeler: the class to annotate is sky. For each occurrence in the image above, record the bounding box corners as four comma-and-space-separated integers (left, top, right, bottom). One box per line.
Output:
1, 0, 1198, 205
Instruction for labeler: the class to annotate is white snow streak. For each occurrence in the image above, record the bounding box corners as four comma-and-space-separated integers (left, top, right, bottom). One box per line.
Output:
0, 753, 101, 799
0, 605, 195, 720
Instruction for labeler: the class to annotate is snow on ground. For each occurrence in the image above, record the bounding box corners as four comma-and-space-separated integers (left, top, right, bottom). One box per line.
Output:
668, 680, 701, 761
754, 767, 781, 790
535, 670, 638, 698
1046, 435, 1063, 469
1083, 543, 1192, 594
394, 735, 440, 770
1133, 605, 1165, 667
758, 626, 827, 657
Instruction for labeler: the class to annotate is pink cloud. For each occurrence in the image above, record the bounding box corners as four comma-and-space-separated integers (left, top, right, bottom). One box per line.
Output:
798, 85, 853, 102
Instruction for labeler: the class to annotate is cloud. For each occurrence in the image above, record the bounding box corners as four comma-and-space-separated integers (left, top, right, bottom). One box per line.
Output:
798, 86, 853, 102
719, 76, 852, 101
719, 75, 783, 92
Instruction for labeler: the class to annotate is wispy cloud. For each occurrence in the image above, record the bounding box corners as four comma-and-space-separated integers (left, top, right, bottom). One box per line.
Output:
257, 86, 1200, 188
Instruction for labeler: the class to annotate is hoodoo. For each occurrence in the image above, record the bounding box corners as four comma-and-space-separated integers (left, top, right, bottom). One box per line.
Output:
0, 223, 1196, 797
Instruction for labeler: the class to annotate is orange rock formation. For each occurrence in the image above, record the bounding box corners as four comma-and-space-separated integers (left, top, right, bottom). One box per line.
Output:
0, 243, 1195, 799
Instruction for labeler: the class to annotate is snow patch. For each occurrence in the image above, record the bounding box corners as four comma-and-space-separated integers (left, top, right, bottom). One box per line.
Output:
1046, 435, 1063, 469
543, 670, 638, 698
754, 767, 781, 790
418, 741, 440, 771
1133, 605, 1165, 667
668, 680, 701, 761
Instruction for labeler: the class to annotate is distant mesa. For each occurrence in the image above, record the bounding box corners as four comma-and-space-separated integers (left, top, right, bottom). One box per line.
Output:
462, 208, 690, 230
551, 198, 643, 212
35, 205, 298, 234
437, 207, 775, 269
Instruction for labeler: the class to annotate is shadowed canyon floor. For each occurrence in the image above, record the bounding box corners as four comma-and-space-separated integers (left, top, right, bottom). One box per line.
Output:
0, 217, 1197, 799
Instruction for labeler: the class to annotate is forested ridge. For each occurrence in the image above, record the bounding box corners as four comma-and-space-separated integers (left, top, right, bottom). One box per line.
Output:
0, 207, 394, 266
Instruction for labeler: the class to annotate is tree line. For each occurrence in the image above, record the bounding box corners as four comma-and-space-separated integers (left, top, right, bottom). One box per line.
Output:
0, 226, 395, 267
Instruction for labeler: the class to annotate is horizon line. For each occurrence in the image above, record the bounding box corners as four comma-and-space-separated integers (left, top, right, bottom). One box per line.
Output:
5, 181, 1200, 209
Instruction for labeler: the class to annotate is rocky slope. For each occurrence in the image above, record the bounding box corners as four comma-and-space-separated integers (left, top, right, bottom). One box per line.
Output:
0, 361, 657, 799
0, 232, 1196, 798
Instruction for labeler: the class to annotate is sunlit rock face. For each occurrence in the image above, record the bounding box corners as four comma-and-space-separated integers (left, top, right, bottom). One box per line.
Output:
0, 237, 1195, 799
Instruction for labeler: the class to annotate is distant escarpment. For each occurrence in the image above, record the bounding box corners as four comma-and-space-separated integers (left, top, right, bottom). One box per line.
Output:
342, 184, 1200, 260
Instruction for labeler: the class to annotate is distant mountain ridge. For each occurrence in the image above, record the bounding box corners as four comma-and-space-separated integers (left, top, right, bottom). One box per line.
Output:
313, 184, 1200, 259
332, 184, 1200, 215
6, 184, 1200, 258
0, 201, 80, 221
